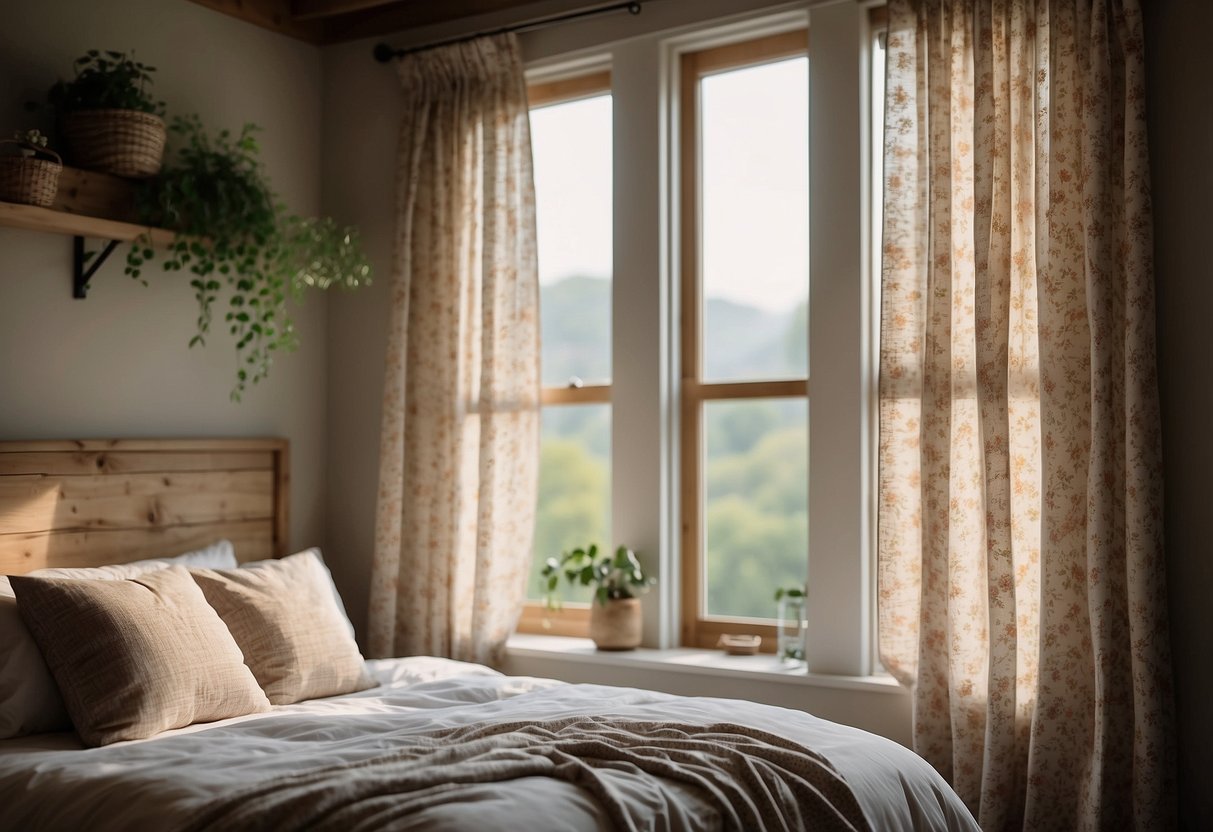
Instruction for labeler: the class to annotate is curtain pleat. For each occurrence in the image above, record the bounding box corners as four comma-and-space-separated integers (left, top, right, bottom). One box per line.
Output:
879, 1, 1174, 827
369, 34, 539, 667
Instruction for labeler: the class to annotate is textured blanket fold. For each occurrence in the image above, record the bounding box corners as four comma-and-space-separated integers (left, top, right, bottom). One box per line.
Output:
184, 716, 872, 831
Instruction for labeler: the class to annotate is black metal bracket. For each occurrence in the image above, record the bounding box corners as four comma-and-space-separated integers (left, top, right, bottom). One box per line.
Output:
73, 236, 120, 299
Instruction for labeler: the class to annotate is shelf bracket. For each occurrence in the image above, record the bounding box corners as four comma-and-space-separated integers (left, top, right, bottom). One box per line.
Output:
73, 236, 121, 299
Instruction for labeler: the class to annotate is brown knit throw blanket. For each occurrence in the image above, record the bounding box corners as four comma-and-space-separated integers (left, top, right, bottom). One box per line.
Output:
183, 716, 873, 831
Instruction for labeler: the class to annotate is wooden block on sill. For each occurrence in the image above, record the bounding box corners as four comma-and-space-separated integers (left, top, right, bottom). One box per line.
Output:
51, 166, 139, 224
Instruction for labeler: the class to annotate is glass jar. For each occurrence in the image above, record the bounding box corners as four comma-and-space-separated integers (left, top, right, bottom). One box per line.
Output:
776, 593, 807, 664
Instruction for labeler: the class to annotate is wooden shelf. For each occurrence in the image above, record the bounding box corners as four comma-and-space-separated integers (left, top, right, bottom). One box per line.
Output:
0, 196, 180, 298
0, 201, 175, 247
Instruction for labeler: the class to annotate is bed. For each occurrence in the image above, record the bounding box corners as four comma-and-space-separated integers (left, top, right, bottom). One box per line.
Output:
0, 439, 978, 831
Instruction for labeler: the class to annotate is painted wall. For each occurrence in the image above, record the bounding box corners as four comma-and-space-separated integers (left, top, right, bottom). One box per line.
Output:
0, 0, 328, 551
1145, 0, 1213, 827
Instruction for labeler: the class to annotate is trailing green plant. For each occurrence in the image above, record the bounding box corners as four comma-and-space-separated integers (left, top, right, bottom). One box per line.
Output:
48, 50, 164, 115
128, 115, 371, 400
540, 544, 656, 611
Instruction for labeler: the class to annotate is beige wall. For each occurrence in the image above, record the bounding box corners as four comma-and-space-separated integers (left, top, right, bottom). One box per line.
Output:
0, 0, 328, 550
319, 34, 401, 651
1146, 0, 1213, 828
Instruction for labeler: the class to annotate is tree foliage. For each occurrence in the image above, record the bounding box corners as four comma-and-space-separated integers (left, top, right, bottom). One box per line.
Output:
529, 277, 809, 620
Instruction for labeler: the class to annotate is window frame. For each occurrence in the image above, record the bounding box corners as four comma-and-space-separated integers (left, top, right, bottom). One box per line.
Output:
867, 5, 889, 672
677, 30, 810, 651
515, 69, 614, 638
512, 4, 885, 676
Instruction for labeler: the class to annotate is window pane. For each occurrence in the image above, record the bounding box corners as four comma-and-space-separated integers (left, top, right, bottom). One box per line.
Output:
700, 58, 808, 382
526, 404, 611, 604
702, 398, 808, 618
531, 93, 612, 386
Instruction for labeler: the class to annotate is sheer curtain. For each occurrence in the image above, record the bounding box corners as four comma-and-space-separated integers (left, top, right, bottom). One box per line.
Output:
369, 33, 539, 667
878, 0, 1174, 828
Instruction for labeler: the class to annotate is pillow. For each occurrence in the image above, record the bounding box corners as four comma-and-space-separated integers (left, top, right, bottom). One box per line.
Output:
192, 551, 375, 705
239, 547, 357, 641
0, 540, 238, 739
10, 566, 270, 747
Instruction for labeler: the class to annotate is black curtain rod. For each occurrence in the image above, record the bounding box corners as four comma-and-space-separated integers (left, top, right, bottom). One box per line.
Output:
372, 2, 642, 63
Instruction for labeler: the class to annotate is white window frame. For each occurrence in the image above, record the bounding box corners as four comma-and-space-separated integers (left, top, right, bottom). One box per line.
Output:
520, 1, 884, 678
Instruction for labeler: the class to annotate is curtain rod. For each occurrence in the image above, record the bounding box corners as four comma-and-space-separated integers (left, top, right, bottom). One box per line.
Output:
372, 1, 642, 63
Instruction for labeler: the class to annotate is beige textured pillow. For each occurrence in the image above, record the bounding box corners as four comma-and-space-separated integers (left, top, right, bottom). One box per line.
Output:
0, 540, 239, 739
10, 566, 271, 747
191, 551, 375, 705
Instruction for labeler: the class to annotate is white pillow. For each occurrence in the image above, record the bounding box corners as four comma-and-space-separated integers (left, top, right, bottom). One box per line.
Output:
240, 548, 358, 642
0, 540, 238, 739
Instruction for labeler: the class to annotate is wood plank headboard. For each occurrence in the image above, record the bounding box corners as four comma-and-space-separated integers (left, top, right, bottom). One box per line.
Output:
0, 439, 289, 575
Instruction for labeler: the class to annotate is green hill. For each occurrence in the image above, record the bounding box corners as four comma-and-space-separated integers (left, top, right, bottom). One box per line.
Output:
540, 275, 806, 382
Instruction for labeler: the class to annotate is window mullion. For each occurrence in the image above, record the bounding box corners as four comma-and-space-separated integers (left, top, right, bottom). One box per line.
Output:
805, 1, 870, 676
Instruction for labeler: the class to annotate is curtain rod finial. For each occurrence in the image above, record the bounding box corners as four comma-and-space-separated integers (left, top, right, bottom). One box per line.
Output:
373, 43, 396, 63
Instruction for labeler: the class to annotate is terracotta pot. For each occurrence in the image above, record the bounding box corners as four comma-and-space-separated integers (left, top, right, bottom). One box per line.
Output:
589, 598, 642, 650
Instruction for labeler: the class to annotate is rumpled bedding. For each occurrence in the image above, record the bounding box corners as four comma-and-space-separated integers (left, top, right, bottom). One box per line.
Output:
183, 716, 871, 832
0, 657, 979, 831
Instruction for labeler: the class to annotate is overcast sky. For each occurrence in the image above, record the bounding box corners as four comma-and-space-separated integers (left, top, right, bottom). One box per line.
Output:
530, 56, 809, 315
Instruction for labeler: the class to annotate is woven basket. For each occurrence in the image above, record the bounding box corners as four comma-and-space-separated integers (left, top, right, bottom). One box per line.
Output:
61, 108, 166, 178
0, 143, 63, 208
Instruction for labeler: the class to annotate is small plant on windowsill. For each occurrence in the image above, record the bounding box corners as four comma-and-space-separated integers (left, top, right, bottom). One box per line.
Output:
541, 544, 655, 651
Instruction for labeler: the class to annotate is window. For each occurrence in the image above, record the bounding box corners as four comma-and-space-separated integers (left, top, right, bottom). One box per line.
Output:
516, 71, 612, 637
679, 32, 810, 650
512, 6, 884, 676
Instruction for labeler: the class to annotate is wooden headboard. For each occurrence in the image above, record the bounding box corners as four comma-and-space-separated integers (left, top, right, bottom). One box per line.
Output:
0, 439, 288, 575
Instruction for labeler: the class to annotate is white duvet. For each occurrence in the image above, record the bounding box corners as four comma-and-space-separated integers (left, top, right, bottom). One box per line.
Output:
0, 658, 977, 831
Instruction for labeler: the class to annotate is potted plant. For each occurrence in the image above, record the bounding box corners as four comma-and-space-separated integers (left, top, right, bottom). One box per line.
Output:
48, 49, 166, 177
0, 130, 62, 207
541, 544, 655, 651
127, 115, 371, 400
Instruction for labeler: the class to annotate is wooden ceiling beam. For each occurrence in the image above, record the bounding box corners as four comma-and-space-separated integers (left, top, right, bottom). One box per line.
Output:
186, 0, 324, 43
319, 0, 552, 44
289, 0, 403, 22
188, 0, 595, 45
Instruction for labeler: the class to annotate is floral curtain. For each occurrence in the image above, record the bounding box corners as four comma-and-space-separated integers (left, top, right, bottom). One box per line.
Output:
369, 34, 539, 667
878, 0, 1174, 828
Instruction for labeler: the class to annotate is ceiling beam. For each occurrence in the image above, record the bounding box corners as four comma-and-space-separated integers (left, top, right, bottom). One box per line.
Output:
289, 0, 402, 22
189, 0, 605, 46
187, 0, 324, 42
319, 0, 555, 43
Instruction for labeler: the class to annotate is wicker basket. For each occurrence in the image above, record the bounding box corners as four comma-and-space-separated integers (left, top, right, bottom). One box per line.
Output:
0, 143, 63, 208
61, 108, 166, 178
